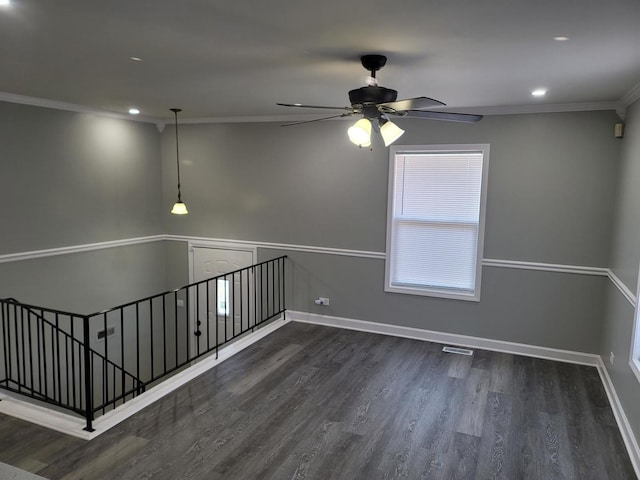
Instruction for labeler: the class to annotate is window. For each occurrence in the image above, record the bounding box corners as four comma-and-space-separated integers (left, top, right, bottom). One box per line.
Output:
385, 144, 490, 301
217, 279, 229, 316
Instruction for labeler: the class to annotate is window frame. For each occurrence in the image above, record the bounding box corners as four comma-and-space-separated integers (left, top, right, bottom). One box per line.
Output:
629, 266, 640, 383
384, 144, 490, 302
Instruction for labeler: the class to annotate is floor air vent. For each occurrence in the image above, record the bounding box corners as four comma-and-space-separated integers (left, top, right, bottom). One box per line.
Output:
442, 346, 474, 356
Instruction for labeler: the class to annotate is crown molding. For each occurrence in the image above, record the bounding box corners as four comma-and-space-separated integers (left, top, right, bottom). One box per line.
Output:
176, 102, 620, 124
449, 102, 619, 117
178, 114, 352, 124
620, 81, 640, 108
0, 92, 159, 124
0, 91, 623, 125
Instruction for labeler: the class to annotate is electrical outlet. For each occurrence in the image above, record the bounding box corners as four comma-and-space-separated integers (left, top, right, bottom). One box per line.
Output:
609, 352, 615, 366
314, 297, 330, 306
177, 299, 184, 307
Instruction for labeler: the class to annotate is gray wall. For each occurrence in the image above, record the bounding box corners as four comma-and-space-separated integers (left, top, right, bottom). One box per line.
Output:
0, 242, 168, 314
258, 248, 607, 353
602, 99, 640, 444
0, 101, 167, 313
0, 102, 163, 255
162, 110, 620, 353
162, 111, 619, 266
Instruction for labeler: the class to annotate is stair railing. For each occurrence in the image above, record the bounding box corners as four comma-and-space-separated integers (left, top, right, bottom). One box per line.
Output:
0, 255, 287, 431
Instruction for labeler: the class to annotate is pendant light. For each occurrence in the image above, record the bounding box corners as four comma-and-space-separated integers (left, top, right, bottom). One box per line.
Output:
170, 108, 188, 215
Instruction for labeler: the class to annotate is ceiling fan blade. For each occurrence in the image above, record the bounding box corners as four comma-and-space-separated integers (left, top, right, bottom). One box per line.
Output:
400, 110, 483, 123
277, 103, 353, 111
379, 97, 446, 111
281, 113, 355, 127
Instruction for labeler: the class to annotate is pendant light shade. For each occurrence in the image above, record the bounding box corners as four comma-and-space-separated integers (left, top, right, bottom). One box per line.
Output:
170, 108, 188, 215
380, 120, 405, 147
347, 118, 372, 147
171, 201, 188, 215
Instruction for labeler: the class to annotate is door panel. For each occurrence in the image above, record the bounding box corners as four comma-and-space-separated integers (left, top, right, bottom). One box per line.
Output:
191, 247, 254, 356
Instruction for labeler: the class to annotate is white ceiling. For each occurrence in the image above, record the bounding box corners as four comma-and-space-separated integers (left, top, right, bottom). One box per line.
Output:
1, 0, 639, 122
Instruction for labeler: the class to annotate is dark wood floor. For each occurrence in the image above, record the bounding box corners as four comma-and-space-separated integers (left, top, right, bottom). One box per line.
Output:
0, 321, 636, 480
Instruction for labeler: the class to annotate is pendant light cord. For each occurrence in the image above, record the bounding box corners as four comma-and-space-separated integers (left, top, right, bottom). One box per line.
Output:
171, 108, 183, 201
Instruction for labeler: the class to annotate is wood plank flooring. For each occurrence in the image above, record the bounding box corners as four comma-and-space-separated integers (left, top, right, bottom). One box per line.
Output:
0, 322, 636, 479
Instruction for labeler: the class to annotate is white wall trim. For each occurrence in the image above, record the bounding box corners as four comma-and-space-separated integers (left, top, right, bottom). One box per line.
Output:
597, 359, 640, 479
289, 310, 600, 366
163, 234, 386, 260
608, 269, 637, 307
0, 235, 165, 264
0, 316, 290, 440
1, 234, 619, 278
482, 258, 608, 276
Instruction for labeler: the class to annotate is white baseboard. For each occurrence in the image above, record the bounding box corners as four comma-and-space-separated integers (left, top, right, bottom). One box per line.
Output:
289, 310, 600, 366
597, 360, 640, 479
0, 316, 290, 440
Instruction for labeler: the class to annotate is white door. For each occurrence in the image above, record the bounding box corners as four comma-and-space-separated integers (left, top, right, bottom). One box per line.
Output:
191, 247, 255, 357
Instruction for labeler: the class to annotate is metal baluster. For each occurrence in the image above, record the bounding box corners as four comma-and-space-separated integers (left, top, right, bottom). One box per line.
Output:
162, 296, 167, 375
196, 284, 200, 357
252, 266, 257, 332
174, 291, 178, 368
135, 304, 140, 392
120, 308, 125, 403
1, 303, 9, 389
149, 299, 154, 382
82, 315, 94, 432
41, 311, 48, 400
103, 312, 108, 413
70, 318, 76, 409
224, 276, 228, 342
206, 280, 211, 353
54, 313, 61, 403
215, 279, 219, 359
240, 270, 244, 334
18, 307, 25, 394
185, 287, 190, 361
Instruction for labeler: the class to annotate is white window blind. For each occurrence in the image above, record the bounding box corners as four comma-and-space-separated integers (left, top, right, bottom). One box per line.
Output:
386, 146, 489, 300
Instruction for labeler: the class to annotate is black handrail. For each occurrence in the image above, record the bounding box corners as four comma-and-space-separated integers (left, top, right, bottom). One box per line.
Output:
0, 255, 287, 432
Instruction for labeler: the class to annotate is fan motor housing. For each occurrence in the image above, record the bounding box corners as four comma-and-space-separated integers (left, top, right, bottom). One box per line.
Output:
349, 86, 398, 106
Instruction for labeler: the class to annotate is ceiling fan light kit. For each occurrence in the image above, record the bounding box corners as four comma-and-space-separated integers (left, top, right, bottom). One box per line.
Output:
347, 118, 372, 147
379, 119, 405, 147
278, 54, 482, 148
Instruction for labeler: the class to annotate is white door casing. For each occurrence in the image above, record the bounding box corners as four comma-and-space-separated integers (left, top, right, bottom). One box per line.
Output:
190, 246, 255, 357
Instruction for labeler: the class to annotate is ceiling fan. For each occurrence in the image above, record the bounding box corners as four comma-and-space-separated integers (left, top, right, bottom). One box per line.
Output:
277, 54, 483, 147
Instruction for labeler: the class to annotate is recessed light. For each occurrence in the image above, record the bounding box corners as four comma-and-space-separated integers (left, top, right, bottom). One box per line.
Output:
531, 89, 547, 97
553, 36, 569, 41
128, 108, 140, 115
130, 57, 143, 62
0, 0, 11, 7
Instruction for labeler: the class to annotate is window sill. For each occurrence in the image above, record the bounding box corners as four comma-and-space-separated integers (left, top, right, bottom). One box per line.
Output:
385, 284, 480, 302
